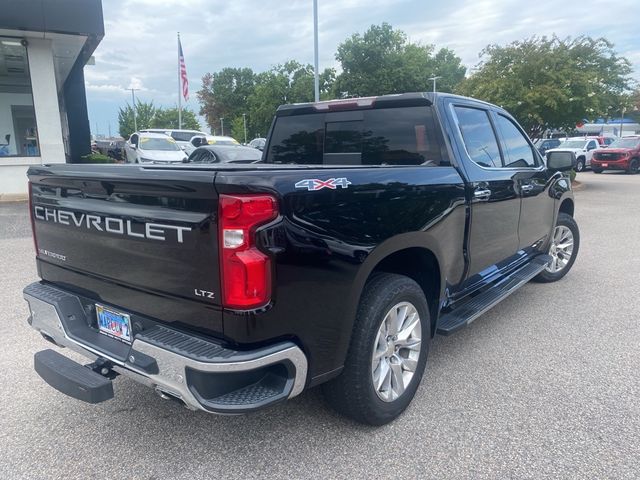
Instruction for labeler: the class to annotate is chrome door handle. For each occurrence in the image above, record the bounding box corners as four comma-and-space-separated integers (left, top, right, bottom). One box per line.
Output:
473, 188, 492, 200
521, 184, 534, 192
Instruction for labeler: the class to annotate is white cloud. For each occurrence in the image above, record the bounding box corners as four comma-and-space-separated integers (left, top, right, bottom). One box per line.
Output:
86, 0, 640, 133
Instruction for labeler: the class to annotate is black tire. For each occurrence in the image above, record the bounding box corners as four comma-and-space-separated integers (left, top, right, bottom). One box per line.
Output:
627, 158, 639, 174
575, 157, 585, 172
533, 213, 580, 283
322, 273, 430, 425
592, 168, 603, 174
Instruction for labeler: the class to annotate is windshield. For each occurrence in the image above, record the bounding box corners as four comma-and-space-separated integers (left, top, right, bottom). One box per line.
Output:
171, 132, 200, 142
218, 146, 263, 162
609, 138, 640, 149
558, 140, 586, 149
208, 137, 239, 145
139, 137, 181, 151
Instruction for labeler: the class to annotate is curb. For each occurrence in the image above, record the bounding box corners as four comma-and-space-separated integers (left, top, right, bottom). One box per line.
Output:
0, 193, 28, 203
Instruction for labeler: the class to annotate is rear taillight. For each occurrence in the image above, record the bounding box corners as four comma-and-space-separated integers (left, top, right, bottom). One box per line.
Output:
219, 194, 278, 309
28, 182, 38, 255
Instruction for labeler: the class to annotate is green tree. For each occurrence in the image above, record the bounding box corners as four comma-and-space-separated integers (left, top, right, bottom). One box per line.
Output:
151, 107, 201, 131
247, 61, 335, 136
430, 48, 466, 93
626, 87, 640, 123
197, 67, 256, 134
334, 23, 465, 97
118, 101, 156, 138
457, 36, 633, 138
230, 116, 246, 143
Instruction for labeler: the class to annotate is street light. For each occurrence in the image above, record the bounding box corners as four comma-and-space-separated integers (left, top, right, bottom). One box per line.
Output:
220, 118, 224, 136
242, 113, 247, 144
313, 0, 320, 102
428, 76, 441, 94
128, 88, 140, 132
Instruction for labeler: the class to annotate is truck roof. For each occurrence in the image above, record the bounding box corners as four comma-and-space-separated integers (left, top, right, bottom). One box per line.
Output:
275, 92, 498, 116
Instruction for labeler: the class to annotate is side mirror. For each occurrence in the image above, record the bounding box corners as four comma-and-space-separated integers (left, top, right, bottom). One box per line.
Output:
130, 143, 137, 149
180, 145, 187, 151
547, 151, 576, 172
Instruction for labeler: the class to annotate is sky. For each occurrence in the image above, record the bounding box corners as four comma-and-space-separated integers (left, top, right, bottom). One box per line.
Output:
85, 0, 640, 137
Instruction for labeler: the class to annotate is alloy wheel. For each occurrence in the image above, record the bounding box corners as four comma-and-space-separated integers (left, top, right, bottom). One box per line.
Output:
371, 301, 422, 402
545, 225, 574, 273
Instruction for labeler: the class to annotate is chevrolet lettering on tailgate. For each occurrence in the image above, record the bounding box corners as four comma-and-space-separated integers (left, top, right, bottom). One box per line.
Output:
33, 206, 191, 243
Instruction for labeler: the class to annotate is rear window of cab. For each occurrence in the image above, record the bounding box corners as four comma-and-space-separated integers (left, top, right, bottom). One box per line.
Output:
266, 106, 449, 166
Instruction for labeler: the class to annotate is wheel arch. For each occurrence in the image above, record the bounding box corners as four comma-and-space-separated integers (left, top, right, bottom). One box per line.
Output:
559, 197, 574, 217
346, 235, 446, 342
376, 248, 441, 334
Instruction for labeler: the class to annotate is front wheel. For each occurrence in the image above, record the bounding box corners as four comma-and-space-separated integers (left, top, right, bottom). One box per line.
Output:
534, 213, 580, 283
627, 159, 639, 174
323, 273, 430, 425
575, 157, 585, 172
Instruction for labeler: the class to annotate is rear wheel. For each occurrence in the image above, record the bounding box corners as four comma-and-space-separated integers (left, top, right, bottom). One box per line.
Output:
534, 213, 580, 283
627, 159, 639, 174
575, 157, 585, 172
323, 273, 430, 425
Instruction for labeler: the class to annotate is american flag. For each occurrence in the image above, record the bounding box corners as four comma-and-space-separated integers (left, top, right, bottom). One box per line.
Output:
178, 37, 189, 101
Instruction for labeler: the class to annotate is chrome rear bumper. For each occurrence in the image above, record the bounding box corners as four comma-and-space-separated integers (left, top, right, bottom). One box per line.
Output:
24, 282, 308, 413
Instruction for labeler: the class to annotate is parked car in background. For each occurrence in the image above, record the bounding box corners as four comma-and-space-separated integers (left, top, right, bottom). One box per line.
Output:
186, 135, 240, 155
545, 137, 600, 172
140, 129, 206, 153
124, 132, 188, 164
534, 138, 562, 156
248, 137, 266, 151
591, 136, 640, 174
187, 144, 262, 164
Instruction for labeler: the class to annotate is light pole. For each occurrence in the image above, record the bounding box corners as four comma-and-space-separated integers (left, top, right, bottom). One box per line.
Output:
220, 118, 224, 136
242, 113, 247, 144
428, 76, 441, 94
619, 106, 626, 138
129, 88, 140, 132
313, 0, 320, 102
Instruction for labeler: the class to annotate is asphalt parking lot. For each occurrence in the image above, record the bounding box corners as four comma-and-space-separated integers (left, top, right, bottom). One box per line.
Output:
1, 172, 639, 479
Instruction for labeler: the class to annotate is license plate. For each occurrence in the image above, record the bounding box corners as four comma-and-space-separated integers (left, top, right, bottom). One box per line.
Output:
96, 304, 132, 344
602, 163, 608, 167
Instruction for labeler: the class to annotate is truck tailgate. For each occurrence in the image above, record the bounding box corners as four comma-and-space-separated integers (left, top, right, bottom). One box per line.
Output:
28, 165, 222, 318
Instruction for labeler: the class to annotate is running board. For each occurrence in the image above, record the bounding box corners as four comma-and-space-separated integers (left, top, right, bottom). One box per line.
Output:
436, 255, 551, 336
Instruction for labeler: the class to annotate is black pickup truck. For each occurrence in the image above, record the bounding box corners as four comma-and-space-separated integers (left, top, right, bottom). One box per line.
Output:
24, 93, 579, 425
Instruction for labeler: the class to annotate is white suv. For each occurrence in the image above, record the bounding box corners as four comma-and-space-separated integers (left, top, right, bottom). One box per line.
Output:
546, 137, 600, 172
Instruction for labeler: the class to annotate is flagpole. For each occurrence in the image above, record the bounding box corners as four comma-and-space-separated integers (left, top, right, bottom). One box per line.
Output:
177, 32, 182, 129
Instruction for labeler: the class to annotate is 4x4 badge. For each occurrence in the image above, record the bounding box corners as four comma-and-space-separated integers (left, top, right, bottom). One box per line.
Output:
295, 178, 352, 191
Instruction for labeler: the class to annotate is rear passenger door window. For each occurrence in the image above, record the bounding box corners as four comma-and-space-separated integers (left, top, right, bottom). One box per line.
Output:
453, 106, 502, 168
493, 114, 537, 168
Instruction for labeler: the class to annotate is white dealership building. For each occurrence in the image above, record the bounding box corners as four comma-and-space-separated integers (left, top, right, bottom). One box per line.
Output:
0, 0, 103, 199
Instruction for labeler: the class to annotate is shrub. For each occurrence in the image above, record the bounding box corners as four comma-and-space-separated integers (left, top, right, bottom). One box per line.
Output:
80, 153, 115, 164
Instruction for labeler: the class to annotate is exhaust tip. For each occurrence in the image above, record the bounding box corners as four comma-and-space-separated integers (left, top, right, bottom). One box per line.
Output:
154, 387, 188, 408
